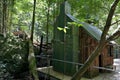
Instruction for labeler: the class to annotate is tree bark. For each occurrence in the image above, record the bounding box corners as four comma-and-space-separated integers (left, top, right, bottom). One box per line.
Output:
2, 0, 7, 36
107, 30, 120, 41
71, 0, 120, 80
111, 19, 120, 26
28, 39, 39, 80
30, 0, 36, 42
46, 0, 50, 45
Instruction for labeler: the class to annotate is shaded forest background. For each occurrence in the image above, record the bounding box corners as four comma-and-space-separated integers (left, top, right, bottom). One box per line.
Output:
0, 0, 120, 80
0, 0, 120, 43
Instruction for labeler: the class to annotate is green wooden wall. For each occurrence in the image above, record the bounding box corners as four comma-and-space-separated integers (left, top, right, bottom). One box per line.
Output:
52, 1, 79, 76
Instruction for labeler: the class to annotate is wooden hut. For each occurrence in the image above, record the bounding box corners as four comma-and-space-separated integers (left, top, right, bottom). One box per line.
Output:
52, 1, 114, 78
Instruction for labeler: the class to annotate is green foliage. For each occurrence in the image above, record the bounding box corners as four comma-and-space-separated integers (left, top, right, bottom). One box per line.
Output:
0, 34, 29, 75
68, 0, 102, 18
0, 61, 13, 80
5, 0, 120, 43
67, 22, 83, 27
11, 0, 54, 42
57, 26, 69, 33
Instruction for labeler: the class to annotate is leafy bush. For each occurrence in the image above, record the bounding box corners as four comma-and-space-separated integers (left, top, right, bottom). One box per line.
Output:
0, 61, 13, 80
0, 34, 29, 75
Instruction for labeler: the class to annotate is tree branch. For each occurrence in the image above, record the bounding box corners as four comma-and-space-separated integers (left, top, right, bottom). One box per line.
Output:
111, 19, 120, 26
107, 30, 120, 41
101, 0, 120, 40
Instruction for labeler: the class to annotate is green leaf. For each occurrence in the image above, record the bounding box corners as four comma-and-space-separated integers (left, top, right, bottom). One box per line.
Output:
57, 27, 64, 31
67, 22, 83, 27
64, 28, 67, 33
78, 24, 83, 27
67, 22, 77, 25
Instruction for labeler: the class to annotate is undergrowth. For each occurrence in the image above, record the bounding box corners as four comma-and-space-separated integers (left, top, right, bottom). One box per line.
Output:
0, 34, 29, 79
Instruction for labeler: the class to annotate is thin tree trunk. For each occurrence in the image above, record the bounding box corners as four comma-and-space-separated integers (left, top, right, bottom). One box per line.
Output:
2, 0, 5, 34
46, 0, 50, 47
2, 0, 7, 36
8, 0, 14, 33
71, 0, 120, 80
30, 0, 36, 42
0, 0, 2, 33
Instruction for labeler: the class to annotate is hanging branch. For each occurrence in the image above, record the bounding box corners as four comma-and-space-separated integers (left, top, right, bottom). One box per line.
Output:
30, 0, 36, 42
71, 0, 120, 80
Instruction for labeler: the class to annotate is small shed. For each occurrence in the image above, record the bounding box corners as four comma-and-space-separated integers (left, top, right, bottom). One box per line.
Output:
52, 1, 114, 78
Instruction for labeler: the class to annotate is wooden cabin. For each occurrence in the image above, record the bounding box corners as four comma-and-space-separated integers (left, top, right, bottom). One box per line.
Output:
52, 1, 114, 78
78, 24, 114, 77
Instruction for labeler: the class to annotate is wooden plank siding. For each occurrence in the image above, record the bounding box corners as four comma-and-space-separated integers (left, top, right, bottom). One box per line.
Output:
79, 28, 114, 77
79, 28, 99, 78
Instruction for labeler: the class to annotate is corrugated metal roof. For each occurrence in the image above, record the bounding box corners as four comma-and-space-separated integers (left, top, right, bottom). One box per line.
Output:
82, 22, 102, 41
66, 14, 102, 41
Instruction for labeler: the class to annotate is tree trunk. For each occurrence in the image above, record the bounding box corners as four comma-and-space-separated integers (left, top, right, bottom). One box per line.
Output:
0, 0, 11, 36
71, 0, 120, 80
0, 0, 2, 33
28, 39, 39, 80
7, 0, 14, 33
46, 0, 50, 45
2, 0, 8, 37
30, 0, 36, 42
